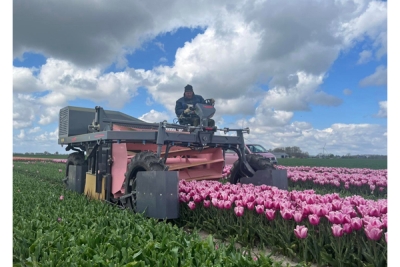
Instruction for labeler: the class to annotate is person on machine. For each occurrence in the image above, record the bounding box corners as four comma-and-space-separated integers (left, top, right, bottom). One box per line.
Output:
175, 84, 215, 127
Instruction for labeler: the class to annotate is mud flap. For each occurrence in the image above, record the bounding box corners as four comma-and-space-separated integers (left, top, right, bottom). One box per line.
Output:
239, 169, 288, 190
136, 171, 180, 219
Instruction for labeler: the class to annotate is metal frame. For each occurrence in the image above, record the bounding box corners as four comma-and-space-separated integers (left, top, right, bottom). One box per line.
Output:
59, 106, 254, 203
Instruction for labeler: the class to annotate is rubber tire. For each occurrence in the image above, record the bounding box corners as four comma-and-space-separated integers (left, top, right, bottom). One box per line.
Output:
229, 154, 276, 184
124, 151, 167, 212
64, 152, 86, 186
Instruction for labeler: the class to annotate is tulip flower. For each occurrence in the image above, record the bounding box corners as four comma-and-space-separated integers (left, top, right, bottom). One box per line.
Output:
188, 201, 196, 210
350, 217, 363, 231
343, 223, 353, 234
223, 200, 232, 210
255, 205, 264, 214
294, 225, 308, 239
308, 214, 320, 226
294, 211, 303, 223
59, 195, 64, 200
203, 200, 211, 208
193, 194, 202, 203
364, 225, 383, 241
234, 206, 244, 217
331, 224, 344, 237
280, 209, 294, 220
265, 209, 275, 221
246, 201, 255, 210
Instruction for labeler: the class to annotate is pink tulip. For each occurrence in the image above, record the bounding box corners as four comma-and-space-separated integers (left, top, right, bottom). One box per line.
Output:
343, 223, 353, 234
294, 211, 303, 223
364, 225, 382, 241
193, 194, 202, 203
332, 200, 342, 211
342, 214, 351, 224
331, 224, 344, 237
203, 200, 211, 208
350, 217, 363, 231
211, 198, 218, 207
224, 200, 232, 210
246, 201, 255, 210
280, 209, 294, 220
235, 199, 244, 207
217, 200, 225, 209
265, 209, 276, 221
326, 211, 342, 224
255, 205, 264, 214
308, 214, 320, 226
59, 195, 64, 200
188, 201, 196, 210
364, 217, 384, 229
234, 206, 244, 217
294, 225, 308, 239
264, 199, 274, 209
368, 207, 380, 217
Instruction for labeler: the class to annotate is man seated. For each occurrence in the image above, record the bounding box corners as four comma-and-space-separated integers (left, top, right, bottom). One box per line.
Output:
175, 84, 215, 127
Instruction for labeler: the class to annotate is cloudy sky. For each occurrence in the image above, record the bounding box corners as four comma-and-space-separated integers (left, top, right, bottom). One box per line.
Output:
12, 0, 390, 156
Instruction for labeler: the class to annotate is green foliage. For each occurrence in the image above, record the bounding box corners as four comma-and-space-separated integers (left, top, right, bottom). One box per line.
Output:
13, 162, 290, 267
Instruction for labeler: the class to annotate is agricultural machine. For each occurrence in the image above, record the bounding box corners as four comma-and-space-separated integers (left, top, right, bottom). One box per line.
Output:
58, 102, 287, 219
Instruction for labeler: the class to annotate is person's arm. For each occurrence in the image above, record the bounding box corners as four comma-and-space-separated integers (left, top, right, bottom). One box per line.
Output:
175, 100, 187, 116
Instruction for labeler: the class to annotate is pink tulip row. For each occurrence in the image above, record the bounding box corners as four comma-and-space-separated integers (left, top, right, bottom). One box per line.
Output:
179, 179, 387, 242
222, 165, 387, 192
13, 157, 67, 163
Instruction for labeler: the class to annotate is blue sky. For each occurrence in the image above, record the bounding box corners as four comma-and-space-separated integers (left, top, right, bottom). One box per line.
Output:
12, 0, 389, 157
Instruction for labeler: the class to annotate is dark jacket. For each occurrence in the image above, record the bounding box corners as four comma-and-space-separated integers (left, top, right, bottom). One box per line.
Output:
175, 94, 206, 117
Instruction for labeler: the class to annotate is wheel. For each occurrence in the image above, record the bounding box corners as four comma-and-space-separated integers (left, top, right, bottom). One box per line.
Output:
124, 151, 167, 212
64, 152, 86, 186
229, 154, 276, 184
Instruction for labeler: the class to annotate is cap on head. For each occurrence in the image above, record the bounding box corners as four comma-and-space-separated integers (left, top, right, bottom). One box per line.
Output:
184, 84, 193, 92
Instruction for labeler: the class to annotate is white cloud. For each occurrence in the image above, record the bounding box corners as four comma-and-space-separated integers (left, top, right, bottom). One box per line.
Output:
154, 42, 165, 52
359, 65, 387, 87
13, 67, 47, 93
28, 127, 40, 133
242, 122, 386, 156
138, 109, 171, 123
343, 88, 352, 95
374, 101, 387, 118
357, 50, 372, 64
13, 93, 39, 129
17, 130, 25, 139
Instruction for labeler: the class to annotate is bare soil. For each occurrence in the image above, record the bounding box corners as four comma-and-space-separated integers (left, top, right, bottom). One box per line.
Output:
184, 227, 319, 267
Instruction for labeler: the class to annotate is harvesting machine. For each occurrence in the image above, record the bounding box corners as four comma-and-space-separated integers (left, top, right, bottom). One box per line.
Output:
58, 102, 287, 219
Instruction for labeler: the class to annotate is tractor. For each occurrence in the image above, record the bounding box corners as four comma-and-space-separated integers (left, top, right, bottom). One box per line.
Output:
58, 102, 287, 219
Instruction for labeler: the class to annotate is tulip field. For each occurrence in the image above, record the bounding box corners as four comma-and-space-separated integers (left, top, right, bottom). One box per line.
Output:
13, 158, 387, 266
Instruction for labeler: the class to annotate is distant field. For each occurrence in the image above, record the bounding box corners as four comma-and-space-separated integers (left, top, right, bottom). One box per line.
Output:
277, 157, 387, 169
13, 154, 68, 159
13, 154, 387, 169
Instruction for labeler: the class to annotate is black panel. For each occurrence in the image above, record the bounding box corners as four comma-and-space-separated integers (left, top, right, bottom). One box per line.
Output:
136, 171, 179, 219
239, 169, 288, 190
68, 165, 88, 193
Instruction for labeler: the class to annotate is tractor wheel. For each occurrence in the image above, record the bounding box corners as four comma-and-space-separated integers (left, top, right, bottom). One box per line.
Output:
63, 152, 86, 186
124, 151, 167, 212
229, 154, 276, 184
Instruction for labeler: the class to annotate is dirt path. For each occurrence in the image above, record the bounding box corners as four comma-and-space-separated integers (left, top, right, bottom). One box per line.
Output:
183, 227, 318, 267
